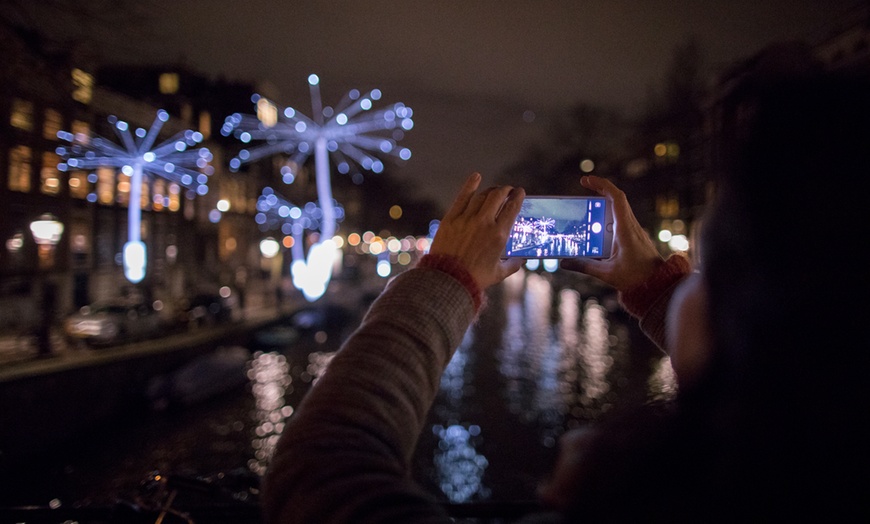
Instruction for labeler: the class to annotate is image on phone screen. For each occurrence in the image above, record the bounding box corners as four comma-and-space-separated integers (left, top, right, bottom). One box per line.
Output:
505, 196, 610, 258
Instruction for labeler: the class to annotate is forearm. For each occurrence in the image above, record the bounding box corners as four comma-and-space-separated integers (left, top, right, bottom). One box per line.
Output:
261, 268, 477, 524
618, 254, 691, 354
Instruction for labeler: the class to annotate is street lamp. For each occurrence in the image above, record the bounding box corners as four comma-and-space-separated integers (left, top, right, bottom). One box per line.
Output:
259, 237, 280, 259
30, 213, 64, 245
30, 213, 64, 268
29, 213, 64, 357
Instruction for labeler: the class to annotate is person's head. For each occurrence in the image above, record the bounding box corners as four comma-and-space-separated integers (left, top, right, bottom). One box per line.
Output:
668, 43, 870, 385
667, 47, 870, 509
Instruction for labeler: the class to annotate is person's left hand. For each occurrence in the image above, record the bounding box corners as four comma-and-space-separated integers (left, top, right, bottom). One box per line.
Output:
428, 172, 526, 290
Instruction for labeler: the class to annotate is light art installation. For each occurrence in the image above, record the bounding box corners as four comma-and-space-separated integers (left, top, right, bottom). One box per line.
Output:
255, 187, 345, 301
222, 74, 413, 300
57, 110, 212, 283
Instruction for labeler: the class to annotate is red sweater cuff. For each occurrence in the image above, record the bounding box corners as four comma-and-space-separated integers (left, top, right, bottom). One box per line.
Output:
618, 254, 692, 318
416, 254, 483, 311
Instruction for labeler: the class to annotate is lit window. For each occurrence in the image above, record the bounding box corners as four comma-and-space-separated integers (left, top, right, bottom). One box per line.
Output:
69, 170, 89, 199
43, 108, 63, 139
168, 183, 181, 212
10, 98, 34, 131
97, 167, 114, 204
72, 120, 90, 145
71, 68, 94, 104
140, 178, 150, 210
116, 173, 130, 205
152, 179, 166, 211
40, 152, 62, 195
257, 98, 278, 127
8, 145, 32, 192
199, 110, 211, 140
159, 73, 179, 94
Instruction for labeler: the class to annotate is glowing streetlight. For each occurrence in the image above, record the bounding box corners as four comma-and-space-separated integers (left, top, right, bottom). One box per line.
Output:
29, 214, 64, 245
57, 110, 213, 283
259, 237, 280, 259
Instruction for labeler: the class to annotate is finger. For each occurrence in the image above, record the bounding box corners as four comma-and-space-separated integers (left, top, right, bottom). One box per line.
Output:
560, 257, 609, 281
480, 186, 515, 219
466, 186, 496, 215
582, 175, 631, 224
498, 257, 525, 279
444, 172, 481, 220
496, 187, 525, 228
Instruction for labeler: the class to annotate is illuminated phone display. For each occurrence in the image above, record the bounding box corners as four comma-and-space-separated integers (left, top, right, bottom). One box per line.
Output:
504, 196, 611, 258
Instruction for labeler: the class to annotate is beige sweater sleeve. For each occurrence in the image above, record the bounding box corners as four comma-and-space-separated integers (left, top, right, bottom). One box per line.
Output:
261, 267, 477, 524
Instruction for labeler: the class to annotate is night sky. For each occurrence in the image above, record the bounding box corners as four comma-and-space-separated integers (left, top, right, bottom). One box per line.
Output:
23, 0, 864, 210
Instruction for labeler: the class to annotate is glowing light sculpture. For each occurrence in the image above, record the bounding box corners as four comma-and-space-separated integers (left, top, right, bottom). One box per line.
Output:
222, 74, 413, 300
255, 187, 345, 301
57, 110, 212, 283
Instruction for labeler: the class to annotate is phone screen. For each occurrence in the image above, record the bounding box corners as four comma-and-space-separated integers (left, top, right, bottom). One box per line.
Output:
504, 196, 611, 258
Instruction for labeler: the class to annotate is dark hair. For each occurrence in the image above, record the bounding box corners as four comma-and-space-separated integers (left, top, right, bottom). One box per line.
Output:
698, 51, 870, 517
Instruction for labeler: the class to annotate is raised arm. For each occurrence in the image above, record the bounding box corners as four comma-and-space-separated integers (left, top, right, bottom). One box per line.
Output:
561, 175, 691, 352
261, 173, 524, 523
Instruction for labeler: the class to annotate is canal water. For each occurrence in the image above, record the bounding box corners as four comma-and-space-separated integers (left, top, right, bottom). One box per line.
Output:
2, 269, 676, 516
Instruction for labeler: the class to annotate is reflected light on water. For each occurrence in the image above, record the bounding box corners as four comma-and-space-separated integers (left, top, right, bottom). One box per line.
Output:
577, 298, 613, 405
247, 351, 293, 475
432, 423, 489, 503
648, 356, 677, 401
431, 329, 490, 502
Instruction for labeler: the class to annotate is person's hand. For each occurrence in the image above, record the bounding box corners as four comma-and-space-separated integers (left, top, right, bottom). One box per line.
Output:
560, 175, 664, 292
428, 172, 526, 290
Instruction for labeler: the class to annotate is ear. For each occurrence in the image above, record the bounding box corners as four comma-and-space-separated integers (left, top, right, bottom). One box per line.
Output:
666, 272, 712, 388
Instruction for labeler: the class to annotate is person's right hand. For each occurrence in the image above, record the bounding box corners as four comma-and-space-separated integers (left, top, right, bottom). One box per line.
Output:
428, 172, 525, 290
560, 175, 664, 292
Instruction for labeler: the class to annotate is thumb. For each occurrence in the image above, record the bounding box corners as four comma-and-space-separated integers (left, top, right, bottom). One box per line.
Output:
560, 258, 608, 281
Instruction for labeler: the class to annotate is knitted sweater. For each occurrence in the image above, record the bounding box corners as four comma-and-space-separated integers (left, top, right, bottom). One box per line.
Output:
261, 255, 690, 523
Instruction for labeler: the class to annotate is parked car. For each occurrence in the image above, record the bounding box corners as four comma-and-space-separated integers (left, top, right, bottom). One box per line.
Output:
64, 301, 166, 347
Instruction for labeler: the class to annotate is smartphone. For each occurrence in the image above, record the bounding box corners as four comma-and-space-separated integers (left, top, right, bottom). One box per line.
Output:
504, 196, 613, 258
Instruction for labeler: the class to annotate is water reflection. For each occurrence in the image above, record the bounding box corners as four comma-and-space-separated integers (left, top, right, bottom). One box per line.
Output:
424, 270, 678, 501
431, 328, 490, 502
247, 270, 677, 503
648, 356, 677, 401
247, 351, 293, 475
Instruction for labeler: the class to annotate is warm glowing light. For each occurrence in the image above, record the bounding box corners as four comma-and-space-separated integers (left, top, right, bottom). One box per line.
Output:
217, 199, 231, 212
260, 237, 280, 258
668, 234, 689, 252
29, 214, 64, 245
658, 229, 673, 242
282, 236, 294, 248
654, 143, 667, 157
332, 235, 344, 248
348, 232, 361, 246
398, 252, 411, 265
389, 205, 403, 219
579, 159, 595, 173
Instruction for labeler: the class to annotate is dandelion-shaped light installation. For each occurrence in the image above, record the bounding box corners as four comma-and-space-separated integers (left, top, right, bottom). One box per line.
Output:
255, 187, 345, 301
57, 110, 212, 283
221, 74, 413, 300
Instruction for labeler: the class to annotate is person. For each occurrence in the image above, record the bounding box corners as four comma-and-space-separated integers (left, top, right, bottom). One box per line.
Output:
262, 58, 870, 522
